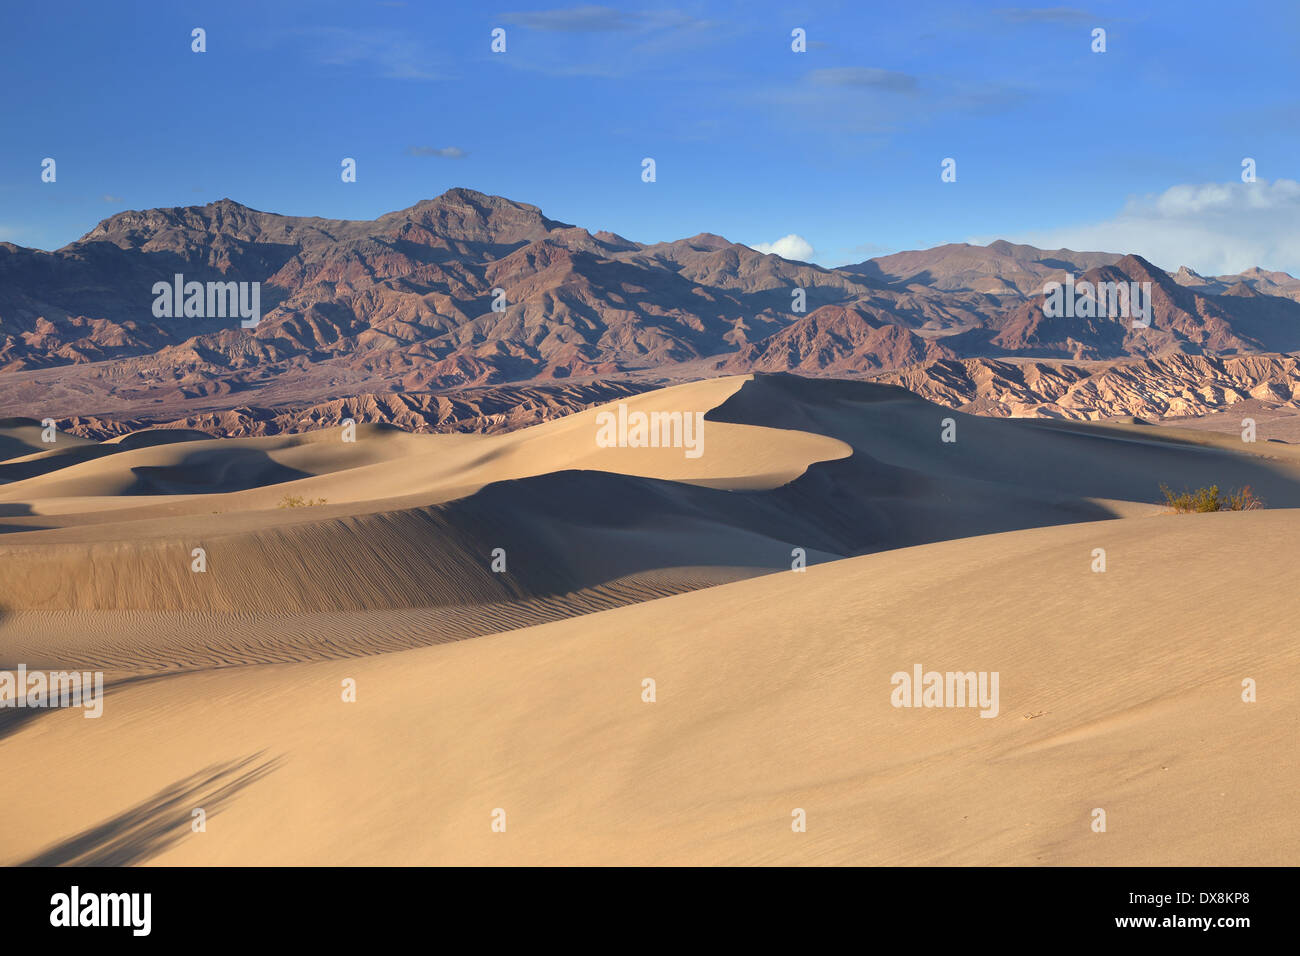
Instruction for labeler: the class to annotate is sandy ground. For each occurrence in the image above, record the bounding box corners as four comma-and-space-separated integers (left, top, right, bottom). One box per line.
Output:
1, 373, 1297, 865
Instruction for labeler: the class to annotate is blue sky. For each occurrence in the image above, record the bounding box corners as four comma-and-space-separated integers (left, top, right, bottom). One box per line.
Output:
3, 0, 1298, 275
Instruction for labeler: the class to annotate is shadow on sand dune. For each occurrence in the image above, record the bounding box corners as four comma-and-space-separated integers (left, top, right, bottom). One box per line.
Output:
708, 373, 1300, 510
16, 752, 281, 866
124, 447, 314, 494
1, 437, 313, 496
0, 697, 46, 742
0, 427, 213, 484
0, 502, 48, 534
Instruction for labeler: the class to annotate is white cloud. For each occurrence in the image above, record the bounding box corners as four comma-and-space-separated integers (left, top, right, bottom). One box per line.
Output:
749, 233, 815, 262
985, 179, 1300, 277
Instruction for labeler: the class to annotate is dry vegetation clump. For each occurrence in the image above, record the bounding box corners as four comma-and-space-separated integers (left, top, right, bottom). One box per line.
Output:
278, 494, 328, 508
1160, 484, 1264, 513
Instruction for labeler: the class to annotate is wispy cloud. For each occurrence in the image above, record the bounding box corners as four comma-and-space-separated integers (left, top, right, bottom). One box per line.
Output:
499, 5, 645, 32
995, 7, 1094, 24
754, 63, 1031, 137
296, 27, 441, 80
808, 67, 919, 94
101, 194, 123, 203
939, 83, 1033, 115
406, 146, 468, 159
492, 7, 725, 77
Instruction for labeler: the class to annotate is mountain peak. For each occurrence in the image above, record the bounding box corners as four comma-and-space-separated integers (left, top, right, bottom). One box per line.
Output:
402, 188, 542, 215
382, 189, 573, 240
206, 197, 258, 211
1112, 253, 1167, 277
1222, 281, 1260, 298
685, 232, 733, 249
439, 186, 510, 204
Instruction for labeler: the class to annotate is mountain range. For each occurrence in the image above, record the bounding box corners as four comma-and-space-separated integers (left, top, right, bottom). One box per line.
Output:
2, 187, 1298, 434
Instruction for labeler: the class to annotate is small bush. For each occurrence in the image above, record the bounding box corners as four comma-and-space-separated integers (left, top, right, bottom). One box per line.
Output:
1160, 483, 1263, 513
1226, 486, 1265, 511
278, 494, 327, 508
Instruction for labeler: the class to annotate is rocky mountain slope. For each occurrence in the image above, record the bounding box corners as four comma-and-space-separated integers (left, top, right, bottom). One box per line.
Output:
878, 353, 1300, 420
3, 188, 1299, 432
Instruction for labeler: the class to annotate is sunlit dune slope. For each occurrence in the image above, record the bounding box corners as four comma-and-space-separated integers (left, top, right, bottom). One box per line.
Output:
1, 510, 1293, 865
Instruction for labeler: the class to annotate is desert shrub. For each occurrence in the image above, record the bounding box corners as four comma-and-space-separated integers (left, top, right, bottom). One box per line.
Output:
1160, 484, 1263, 513
1226, 486, 1265, 511
278, 494, 327, 508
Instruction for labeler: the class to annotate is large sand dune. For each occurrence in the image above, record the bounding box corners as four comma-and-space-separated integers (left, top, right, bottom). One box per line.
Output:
1, 511, 1294, 865
1, 373, 1296, 865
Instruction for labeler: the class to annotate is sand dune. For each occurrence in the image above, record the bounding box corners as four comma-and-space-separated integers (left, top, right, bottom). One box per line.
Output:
0, 373, 1296, 865
4, 374, 1297, 619
0, 378, 855, 617
1, 510, 1293, 865
0, 418, 97, 461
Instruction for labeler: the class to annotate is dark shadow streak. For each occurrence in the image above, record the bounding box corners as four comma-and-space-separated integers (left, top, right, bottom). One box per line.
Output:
17, 751, 282, 866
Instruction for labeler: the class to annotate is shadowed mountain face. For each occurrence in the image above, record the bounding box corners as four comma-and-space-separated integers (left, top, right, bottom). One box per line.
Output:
3, 188, 1299, 432
977, 255, 1300, 359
